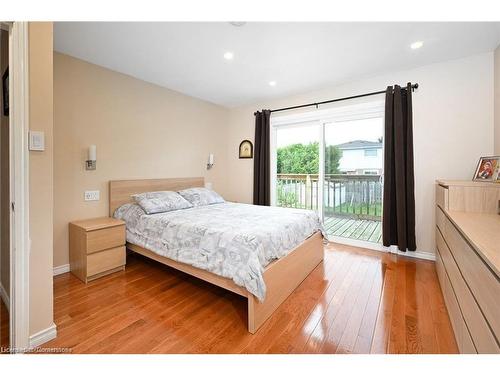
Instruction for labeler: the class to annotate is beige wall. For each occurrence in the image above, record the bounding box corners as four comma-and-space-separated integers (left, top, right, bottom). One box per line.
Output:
0, 29, 9, 298
29, 22, 54, 335
225, 53, 495, 254
495, 45, 500, 154
53, 53, 229, 268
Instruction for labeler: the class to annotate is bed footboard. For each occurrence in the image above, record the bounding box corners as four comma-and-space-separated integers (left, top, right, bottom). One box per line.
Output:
247, 231, 324, 334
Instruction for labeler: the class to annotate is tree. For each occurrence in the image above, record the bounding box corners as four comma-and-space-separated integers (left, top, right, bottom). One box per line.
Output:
325, 145, 342, 175
276, 142, 341, 174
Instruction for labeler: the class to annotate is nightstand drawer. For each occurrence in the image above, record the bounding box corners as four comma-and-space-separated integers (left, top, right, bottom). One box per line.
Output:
86, 225, 125, 254
87, 246, 126, 277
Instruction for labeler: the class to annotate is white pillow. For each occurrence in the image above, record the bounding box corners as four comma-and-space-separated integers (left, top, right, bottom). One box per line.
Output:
132, 191, 193, 214
178, 187, 225, 207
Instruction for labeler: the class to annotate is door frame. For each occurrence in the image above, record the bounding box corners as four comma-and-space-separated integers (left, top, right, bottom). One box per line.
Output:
3, 21, 30, 352
270, 100, 385, 246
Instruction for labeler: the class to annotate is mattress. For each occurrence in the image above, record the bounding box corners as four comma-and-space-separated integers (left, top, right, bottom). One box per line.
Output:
114, 202, 324, 301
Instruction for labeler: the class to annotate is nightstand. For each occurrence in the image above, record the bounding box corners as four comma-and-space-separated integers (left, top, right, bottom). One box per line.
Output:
69, 217, 126, 283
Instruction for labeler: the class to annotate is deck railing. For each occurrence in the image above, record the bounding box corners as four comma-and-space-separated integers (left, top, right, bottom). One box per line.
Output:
276, 173, 382, 221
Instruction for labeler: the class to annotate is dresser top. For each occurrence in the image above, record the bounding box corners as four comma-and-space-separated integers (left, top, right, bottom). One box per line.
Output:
444, 210, 500, 278
437, 179, 500, 188
70, 217, 125, 231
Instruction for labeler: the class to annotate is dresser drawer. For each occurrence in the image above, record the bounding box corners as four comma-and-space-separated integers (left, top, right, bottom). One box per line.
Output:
87, 246, 126, 277
436, 184, 449, 210
435, 244, 446, 288
86, 225, 125, 254
436, 206, 446, 234
436, 228, 498, 353
460, 319, 477, 354
437, 247, 477, 353
443, 218, 500, 341
438, 249, 466, 353
448, 186, 500, 213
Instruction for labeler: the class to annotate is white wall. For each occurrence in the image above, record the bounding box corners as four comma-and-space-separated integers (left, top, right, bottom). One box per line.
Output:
225, 52, 494, 254
495, 45, 500, 154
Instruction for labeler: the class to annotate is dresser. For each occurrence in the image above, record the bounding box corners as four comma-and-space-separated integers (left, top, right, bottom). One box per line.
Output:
69, 217, 126, 283
435, 180, 500, 353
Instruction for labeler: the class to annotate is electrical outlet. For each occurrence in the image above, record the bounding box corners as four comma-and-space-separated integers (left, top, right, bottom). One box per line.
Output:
84, 190, 100, 201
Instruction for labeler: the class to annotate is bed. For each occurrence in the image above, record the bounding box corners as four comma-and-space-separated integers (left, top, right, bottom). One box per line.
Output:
109, 177, 324, 333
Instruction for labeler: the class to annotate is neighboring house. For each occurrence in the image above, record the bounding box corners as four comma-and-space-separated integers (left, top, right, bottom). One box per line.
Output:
335, 140, 383, 175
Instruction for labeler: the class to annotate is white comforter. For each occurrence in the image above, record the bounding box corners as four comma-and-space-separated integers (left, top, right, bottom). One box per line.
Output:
114, 202, 324, 301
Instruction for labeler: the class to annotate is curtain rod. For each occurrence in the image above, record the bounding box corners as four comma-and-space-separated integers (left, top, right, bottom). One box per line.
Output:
254, 83, 419, 115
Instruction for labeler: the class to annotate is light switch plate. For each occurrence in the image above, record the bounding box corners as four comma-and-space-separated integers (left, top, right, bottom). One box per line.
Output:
84, 190, 100, 201
29, 131, 45, 151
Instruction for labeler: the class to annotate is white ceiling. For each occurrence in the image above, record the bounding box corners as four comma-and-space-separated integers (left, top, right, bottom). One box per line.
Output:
54, 22, 500, 108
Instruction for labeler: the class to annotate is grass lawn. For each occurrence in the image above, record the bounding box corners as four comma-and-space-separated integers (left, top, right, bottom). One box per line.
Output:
325, 202, 382, 217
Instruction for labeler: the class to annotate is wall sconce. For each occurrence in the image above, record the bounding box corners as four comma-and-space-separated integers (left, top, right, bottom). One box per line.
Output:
86, 145, 97, 170
207, 153, 214, 170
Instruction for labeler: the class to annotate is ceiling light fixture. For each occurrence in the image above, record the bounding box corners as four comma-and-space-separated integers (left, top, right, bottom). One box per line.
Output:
410, 41, 424, 50
229, 22, 247, 27
269, 81, 277, 87
223, 51, 234, 60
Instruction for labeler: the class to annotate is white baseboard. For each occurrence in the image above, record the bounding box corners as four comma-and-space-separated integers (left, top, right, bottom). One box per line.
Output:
331, 236, 386, 252
390, 248, 436, 261
0, 282, 9, 312
329, 236, 436, 261
29, 322, 57, 349
53, 263, 70, 276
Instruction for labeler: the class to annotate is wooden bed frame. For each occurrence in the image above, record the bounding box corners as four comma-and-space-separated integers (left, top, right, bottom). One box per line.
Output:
109, 177, 324, 334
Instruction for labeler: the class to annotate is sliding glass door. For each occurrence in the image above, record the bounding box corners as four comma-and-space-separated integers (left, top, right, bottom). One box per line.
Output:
271, 101, 384, 246
323, 117, 384, 244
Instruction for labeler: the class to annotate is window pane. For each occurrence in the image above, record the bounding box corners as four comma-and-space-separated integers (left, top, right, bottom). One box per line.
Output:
324, 116, 383, 243
364, 149, 377, 157
275, 123, 320, 211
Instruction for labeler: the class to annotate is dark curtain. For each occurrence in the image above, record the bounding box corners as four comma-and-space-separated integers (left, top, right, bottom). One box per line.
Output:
253, 110, 271, 205
382, 83, 416, 252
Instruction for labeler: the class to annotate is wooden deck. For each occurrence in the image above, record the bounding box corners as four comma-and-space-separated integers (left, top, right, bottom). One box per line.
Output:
325, 216, 382, 243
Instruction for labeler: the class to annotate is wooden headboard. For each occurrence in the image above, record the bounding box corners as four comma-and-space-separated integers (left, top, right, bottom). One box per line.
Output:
109, 177, 204, 216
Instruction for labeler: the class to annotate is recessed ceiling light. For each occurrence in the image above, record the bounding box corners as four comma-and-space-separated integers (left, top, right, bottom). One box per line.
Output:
269, 81, 277, 87
229, 22, 247, 27
223, 51, 234, 60
410, 41, 424, 50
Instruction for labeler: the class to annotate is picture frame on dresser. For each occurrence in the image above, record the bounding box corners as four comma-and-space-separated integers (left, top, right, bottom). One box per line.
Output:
472, 156, 500, 182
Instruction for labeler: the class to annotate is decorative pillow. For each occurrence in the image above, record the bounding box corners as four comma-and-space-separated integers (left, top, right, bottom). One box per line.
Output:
132, 191, 193, 214
113, 203, 146, 232
178, 187, 225, 207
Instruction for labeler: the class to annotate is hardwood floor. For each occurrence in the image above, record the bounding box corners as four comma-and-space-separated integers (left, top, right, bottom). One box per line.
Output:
0, 298, 8, 353
44, 243, 458, 354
